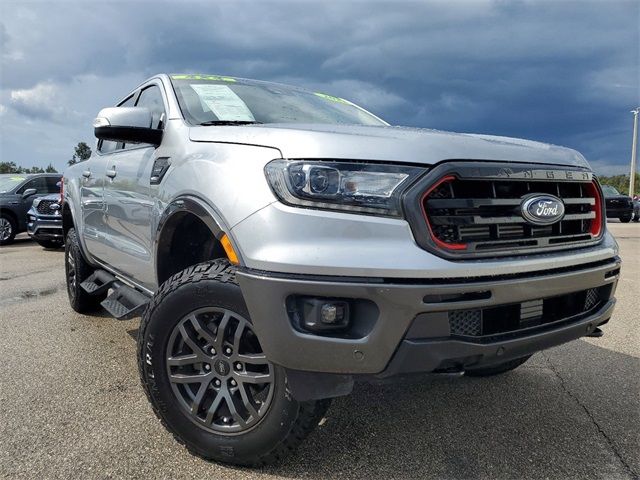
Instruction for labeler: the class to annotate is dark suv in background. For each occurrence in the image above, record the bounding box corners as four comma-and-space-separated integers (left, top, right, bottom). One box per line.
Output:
0, 173, 62, 245
27, 193, 64, 248
601, 185, 634, 223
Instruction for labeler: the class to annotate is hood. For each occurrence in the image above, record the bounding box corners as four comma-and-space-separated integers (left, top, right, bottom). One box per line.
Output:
605, 195, 632, 202
189, 123, 590, 169
37, 193, 62, 202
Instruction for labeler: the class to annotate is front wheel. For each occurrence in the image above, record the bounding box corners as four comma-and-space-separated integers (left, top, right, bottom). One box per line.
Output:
619, 215, 632, 223
0, 214, 16, 246
465, 355, 532, 377
138, 260, 330, 466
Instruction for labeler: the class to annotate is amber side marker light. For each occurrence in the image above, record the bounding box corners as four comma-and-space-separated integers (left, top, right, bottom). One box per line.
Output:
220, 233, 240, 265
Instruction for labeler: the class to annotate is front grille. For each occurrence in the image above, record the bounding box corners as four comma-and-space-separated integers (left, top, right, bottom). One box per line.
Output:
36, 200, 59, 215
411, 164, 604, 257
448, 285, 612, 340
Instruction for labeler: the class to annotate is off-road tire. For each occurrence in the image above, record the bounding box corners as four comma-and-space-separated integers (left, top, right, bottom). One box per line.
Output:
37, 239, 63, 249
0, 214, 17, 246
465, 355, 532, 377
65, 228, 106, 312
137, 260, 331, 466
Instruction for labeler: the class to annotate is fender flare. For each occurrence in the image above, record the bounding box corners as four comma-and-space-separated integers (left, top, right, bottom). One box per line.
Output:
153, 195, 241, 281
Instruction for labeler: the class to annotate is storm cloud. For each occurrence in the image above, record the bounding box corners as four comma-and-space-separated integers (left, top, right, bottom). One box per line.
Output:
1, 0, 638, 173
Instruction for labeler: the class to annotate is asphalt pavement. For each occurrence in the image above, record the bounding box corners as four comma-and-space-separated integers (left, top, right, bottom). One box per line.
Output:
0, 223, 638, 479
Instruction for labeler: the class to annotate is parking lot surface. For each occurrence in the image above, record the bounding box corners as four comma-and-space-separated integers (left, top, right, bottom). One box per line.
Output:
0, 223, 638, 480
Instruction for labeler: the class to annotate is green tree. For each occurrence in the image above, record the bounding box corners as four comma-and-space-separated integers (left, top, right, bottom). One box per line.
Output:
0, 162, 23, 174
0, 162, 58, 174
598, 173, 640, 195
69, 141, 92, 166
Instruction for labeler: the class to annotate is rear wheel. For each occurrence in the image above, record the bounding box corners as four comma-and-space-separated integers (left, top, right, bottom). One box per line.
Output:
138, 260, 330, 466
0, 214, 16, 246
65, 228, 106, 312
465, 355, 532, 377
619, 215, 632, 223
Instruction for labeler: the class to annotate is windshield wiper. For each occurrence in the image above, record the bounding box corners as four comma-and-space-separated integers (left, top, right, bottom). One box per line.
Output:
198, 120, 262, 126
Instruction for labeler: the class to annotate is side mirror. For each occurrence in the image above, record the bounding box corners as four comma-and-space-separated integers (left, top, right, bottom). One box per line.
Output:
22, 188, 37, 199
93, 107, 163, 146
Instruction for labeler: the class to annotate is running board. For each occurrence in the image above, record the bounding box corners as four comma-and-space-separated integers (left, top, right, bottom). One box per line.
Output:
80, 270, 116, 296
101, 282, 150, 320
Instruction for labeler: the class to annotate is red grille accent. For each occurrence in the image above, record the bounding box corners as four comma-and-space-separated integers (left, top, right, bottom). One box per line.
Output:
585, 181, 603, 236
420, 175, 467, 251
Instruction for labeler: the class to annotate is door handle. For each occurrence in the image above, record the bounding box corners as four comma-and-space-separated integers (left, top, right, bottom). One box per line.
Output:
106, 168, 117, 179
82, 170, 91, 178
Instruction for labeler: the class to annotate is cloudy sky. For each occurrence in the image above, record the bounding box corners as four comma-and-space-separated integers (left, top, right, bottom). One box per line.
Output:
1, 0, 638, 174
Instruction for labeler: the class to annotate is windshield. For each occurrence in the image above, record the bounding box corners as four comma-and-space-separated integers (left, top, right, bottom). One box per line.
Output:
601, 185, 621, 197
0, 175, 28, 193
170, 75, 387, 127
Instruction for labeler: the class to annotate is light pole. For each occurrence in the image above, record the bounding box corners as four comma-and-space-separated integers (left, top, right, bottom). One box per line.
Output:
630, 107, 639, 198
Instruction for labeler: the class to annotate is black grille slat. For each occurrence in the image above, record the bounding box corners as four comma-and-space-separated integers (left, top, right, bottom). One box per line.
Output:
427, 197, 594, 209
429, 212, 595, 226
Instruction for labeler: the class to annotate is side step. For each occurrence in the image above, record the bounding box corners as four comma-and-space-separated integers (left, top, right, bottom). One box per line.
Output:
80, 269, 150, 320
80, 270, 116, 296
101, 282, 150, 320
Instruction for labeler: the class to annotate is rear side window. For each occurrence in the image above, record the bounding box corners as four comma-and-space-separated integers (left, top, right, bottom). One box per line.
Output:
45, 176, 62, 193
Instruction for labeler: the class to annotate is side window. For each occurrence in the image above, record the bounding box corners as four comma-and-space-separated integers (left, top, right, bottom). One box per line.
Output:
98, 94, 137, 153
16, 177, 47, 194
136, 85, 166, 129
45, 176, 62, 193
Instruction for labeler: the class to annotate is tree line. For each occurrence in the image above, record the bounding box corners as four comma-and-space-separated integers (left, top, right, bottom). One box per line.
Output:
0, 142, 92, 174
598, 173, 640, 195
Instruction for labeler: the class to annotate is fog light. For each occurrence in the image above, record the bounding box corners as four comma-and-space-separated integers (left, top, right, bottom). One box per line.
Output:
321, 304, 339, 323
291, 297, 350, 332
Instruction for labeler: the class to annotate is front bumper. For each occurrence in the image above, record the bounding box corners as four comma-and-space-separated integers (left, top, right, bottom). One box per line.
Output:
27, 214, 63, 241
606, 207, 633, 218
237, 257, 620, 378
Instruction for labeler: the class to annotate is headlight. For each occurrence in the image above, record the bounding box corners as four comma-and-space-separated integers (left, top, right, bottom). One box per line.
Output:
265, 159, 426, 217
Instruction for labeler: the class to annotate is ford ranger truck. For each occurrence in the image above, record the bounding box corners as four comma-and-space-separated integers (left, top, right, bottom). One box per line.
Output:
62, 74, 620, 466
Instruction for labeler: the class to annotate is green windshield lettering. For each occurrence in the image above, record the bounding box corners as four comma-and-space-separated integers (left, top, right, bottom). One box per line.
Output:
171, 74, 236, 82
314, 92, 349, 104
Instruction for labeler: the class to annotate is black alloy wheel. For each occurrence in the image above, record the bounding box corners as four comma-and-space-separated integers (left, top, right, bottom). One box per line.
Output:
166, 307, 274, 434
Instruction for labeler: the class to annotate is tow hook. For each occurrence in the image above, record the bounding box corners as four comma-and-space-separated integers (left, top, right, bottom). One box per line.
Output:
586, 327, 604, 338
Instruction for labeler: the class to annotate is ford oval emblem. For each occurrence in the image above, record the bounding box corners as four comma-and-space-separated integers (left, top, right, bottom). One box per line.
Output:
521, 194, 565, 225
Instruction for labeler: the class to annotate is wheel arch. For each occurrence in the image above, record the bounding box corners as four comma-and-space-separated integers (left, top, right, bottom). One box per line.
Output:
155, 196, 239, 286
62, 202, 74, 238
1, 207, 19, 226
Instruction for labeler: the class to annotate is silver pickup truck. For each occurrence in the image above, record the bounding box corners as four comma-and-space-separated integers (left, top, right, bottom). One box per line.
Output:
62, 74, 620, 466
